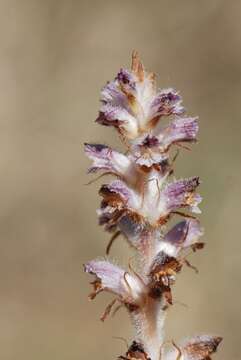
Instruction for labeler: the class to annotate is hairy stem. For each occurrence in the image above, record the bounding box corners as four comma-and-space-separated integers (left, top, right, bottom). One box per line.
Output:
131, 298, 166, 360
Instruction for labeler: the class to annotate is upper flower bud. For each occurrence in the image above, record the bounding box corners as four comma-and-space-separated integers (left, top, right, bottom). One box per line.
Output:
96, 52, 184, 140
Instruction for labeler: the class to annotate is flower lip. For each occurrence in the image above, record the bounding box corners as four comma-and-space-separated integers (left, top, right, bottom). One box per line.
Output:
99, 180, 132, 204
147, 250, 183, 304
163, 177, 201, 213
84, 142, 133, 178
84, 259, 146, 305
149, 251, 182, 278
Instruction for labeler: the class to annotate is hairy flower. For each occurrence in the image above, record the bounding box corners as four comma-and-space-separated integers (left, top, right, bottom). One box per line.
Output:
84, 52, 222, 360
96, 52, 184, 140
84, 259, 146, 308
98, 175, 201, 230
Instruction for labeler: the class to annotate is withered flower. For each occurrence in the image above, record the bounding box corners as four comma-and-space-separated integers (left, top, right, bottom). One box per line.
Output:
118, 341, 151, 360
165, 335, 223, 360
84, 52, 222, 360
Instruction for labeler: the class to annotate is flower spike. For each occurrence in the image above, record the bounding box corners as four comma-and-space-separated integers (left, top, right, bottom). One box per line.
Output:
84, 52, 222, 360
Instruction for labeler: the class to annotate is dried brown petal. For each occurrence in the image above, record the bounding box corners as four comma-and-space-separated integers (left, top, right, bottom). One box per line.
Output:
118, 341, 151, 360
183, 335, 222, 360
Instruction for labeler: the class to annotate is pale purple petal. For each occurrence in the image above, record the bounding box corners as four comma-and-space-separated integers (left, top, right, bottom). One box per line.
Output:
96, 71, 139, 139
84, 260, 126, 297
117, 68, 136, 93
159, 117, 198, 149
164, 219, 204, 249
100, 180, 132, 202
84, 143, 132, 175
163, 177, 201, 213
150, 88, 184, 119
100, 81, 127, 107
85, 259, 146, 305
96, 104, 133, 125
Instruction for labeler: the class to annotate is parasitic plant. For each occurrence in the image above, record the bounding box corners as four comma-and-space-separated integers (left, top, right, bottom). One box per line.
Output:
83, 52, 222, 360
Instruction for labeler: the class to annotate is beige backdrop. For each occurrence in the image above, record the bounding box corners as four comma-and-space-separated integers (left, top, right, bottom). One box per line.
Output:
0, 1, 240, 359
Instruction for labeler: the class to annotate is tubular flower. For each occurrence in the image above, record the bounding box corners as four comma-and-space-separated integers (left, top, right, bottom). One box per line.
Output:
84, 52, 222, 360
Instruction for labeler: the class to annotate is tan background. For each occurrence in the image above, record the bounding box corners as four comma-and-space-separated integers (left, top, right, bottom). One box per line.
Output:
0, 0, 240, 359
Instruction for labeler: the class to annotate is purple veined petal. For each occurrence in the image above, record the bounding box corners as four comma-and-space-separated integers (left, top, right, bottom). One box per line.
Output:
149, 88, 185, 120
100, 80, 127, 107
163, 177, 201, 213
97, 71, 139, 139
100, 180, 132, 203
100, 79, 135, 119
96, 104, 133, 125
99, 180, 141, 214
164, 219, 204, 250
84, 259, 146, 304
84, 260, 126, 298
130, 135, 166, 167
117, 68, 137, 93
84, 143, 132, 176
96, 104, 139, 139
131, 149, 168, 167
159, 117, 199, 149
164, 335, 222, 360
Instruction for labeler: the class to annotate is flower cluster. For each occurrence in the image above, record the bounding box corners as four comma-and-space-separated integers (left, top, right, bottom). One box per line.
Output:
84, 52, 222, 360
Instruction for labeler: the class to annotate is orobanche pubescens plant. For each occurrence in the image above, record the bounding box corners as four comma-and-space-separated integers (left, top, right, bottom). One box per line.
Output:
84, 52, 222, 360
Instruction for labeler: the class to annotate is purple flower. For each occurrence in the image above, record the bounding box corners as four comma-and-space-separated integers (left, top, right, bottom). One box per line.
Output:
149, 88, 184, 120
84, 143, 133, 179
158, 117, 198, 150
96, 56, 185, 140
98, 175, 201, 229
84, 259, 146, 306
163, 177, 202, 214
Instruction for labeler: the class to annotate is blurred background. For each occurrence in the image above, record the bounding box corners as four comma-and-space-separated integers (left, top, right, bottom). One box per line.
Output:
0, 0, 240, 359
